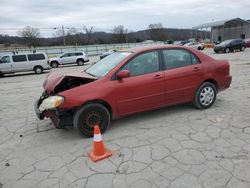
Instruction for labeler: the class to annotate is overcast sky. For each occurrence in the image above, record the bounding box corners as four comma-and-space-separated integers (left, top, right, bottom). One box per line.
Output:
1, 0, 250, 37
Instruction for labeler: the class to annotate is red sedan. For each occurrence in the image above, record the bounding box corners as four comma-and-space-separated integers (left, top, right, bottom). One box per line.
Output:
245, 38, 250, 47
35, 45, 232, 137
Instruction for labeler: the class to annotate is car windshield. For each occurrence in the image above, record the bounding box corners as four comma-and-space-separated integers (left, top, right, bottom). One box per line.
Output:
85, 52, 132, 77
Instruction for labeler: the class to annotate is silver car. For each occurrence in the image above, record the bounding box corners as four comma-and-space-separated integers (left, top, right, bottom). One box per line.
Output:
0, 53, 51, 77
49, 52, 89, 68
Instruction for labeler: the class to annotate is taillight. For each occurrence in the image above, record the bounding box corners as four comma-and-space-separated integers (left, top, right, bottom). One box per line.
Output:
225, 63, 230, 75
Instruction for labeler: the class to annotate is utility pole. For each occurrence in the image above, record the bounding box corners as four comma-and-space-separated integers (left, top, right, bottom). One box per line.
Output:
62, 25, 66, 46
125, 29, 128, 43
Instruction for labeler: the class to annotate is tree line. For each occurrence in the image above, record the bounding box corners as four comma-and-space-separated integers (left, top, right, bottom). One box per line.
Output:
1, 23, 210, 48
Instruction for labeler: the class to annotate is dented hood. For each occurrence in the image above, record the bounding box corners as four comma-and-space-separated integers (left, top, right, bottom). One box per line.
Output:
43, 71, 96, 93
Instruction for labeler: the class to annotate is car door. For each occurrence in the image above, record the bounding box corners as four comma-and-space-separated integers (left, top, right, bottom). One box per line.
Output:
59, 53, 73, 64
12, 54, 29, 71
112, 50, 165, 116
162, 49, 203, 105
0, 55, 13, 73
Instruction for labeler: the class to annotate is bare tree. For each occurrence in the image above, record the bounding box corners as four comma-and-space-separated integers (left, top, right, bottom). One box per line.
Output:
66, 27, 81, 45
112, 25, 128, 43
148, 23, 167, 41
18, 26, 40, 48
83, 25, 94, 45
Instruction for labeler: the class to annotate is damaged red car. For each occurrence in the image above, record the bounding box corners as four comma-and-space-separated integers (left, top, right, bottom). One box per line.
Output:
35, 45, 232, 137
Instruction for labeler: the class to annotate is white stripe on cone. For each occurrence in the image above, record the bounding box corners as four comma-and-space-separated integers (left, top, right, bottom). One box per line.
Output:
94, 133, 102, 142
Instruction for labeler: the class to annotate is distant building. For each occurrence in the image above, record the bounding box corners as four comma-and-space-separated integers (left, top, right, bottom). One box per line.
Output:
193, 18, 250, 42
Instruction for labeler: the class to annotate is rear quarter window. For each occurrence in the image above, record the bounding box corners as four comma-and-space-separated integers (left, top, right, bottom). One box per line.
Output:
12, 55, 27, 62
27, 54, 45, 61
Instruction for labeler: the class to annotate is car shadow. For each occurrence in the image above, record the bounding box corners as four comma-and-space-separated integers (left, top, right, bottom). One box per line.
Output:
109, 103, 193, 132
41, 103, 194, 140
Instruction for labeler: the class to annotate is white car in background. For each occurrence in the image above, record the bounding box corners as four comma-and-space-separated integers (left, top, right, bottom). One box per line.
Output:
184, 42, 204, 50
49, 52, 89, 68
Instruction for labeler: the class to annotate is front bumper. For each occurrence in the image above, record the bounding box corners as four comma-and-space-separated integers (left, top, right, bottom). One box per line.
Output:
34, 98, 73, 128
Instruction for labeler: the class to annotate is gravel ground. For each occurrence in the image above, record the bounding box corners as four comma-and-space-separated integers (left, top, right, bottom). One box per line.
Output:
0, 48, 250, 188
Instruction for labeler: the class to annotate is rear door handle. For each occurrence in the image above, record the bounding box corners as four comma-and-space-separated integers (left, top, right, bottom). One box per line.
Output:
193, 67, 200, 72
153, 74, 163, 80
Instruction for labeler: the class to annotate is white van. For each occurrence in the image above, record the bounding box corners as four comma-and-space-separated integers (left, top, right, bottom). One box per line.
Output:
0, 53, 51, 77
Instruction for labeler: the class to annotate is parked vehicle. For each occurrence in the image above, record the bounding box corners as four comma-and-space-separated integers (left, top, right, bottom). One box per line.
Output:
35, 45, 232, 137
214, 39, 246, 53
184, 42, 204, 50
244, 38, 250, 47
0, 53, 50, 77
100, 49, 117, 59
49, 52, 89, 68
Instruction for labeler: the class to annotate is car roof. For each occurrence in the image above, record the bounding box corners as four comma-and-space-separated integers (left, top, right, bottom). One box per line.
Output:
120, 45, 191, 53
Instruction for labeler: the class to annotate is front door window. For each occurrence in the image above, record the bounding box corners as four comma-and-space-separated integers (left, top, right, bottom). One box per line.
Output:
1, 56, 10, 63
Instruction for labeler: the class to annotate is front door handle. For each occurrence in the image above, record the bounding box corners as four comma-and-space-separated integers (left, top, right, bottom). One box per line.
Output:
193, 67, 200, 72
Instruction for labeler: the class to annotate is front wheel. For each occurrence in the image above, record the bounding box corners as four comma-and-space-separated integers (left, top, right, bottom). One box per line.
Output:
73, 103, 110, 137
241, 46, 245, 51
193, 82, 217, 109
225, 48, 230, 53
51, 61, 59, 68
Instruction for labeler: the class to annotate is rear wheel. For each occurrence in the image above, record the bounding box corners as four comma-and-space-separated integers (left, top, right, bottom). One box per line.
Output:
34, 66, 43, 74
194, 82, 217, 109
225, 48, 230, 53
51, 61, 59, 68
73, 103, 110, 137
241, 46, 245, 51
197, 46, 201, 50
77, 59, 84, 66
0, 72, 4, 77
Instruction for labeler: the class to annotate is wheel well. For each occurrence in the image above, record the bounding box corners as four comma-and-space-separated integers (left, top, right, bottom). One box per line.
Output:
77, 58, 84, 62
50, 61, 58, 66
203, 79, 218, 89
33, 65, 43, 71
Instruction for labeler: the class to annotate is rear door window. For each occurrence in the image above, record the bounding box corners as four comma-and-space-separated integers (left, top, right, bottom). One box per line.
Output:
75, 52, 83, 56
27, 54, 45, 61
61, 53, 69, 58
69, 53, 76, 56
12, 55, 27, 62
190, 53, 201, 64
162, 49, 192, 69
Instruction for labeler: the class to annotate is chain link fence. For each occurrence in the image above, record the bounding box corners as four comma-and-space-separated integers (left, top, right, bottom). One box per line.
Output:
0, 41, 164, 57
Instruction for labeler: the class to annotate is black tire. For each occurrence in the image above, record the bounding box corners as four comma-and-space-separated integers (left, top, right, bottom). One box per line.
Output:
240, 46, 245, 51
0, 72, 4, 77
197, 47, 201, 50
51, 61, 59, 68
77, 59, 84, 66
34, 66, 43, 74
73, 103, 110, 137
194, 82, 217, 109
225, 48, 230, 53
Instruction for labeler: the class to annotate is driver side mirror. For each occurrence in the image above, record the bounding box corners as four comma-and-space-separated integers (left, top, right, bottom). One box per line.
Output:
117, 70, 130, 79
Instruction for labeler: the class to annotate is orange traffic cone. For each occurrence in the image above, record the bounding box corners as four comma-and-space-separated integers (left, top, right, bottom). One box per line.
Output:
88, 125, 112, 162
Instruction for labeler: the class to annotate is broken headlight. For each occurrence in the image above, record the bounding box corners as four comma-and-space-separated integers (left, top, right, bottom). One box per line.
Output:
39, 96, 64, 110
